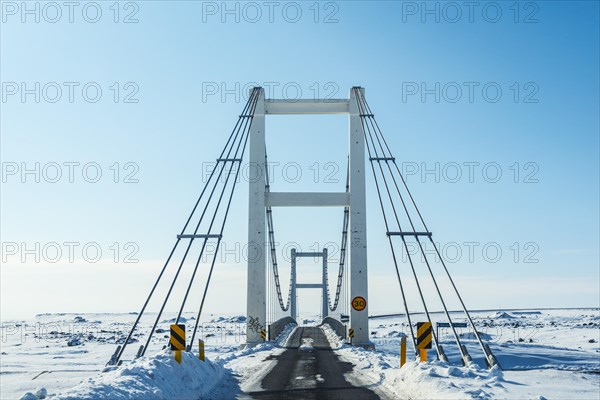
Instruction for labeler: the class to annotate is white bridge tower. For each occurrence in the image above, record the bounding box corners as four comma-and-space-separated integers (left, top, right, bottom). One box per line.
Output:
246, 87, 371, 347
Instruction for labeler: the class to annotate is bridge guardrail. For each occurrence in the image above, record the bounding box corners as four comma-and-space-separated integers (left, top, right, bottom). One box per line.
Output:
268, 317, 297, 341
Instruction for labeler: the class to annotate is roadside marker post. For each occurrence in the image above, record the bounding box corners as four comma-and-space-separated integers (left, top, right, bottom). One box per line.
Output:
416, 322, 432, 363
198, 339, 205, 362
349, 328, 355, 343
170, 324, 186, 364
400, 335, 407, 367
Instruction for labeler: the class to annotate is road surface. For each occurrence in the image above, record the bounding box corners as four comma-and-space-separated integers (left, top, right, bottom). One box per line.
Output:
248, 326, 380, 400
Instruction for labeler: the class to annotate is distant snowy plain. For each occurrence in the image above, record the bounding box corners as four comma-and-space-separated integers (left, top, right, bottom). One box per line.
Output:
1, 309, 598, 399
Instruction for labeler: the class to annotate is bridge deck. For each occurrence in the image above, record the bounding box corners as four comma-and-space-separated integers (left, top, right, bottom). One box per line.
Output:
248, 326, 380, 399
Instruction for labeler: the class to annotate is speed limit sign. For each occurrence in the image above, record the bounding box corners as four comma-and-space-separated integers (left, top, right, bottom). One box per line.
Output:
351, 296, 367, 311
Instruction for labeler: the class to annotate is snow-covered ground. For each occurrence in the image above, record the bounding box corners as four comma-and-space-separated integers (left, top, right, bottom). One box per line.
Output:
1, 309, 598, 399
340, 308, 600, 399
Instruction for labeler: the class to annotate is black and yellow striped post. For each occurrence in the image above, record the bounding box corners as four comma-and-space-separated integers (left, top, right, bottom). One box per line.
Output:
416, 322, 432, 362
170, 324, 186, 364
260, 328, 267, 341
349, 328, 355, 343
198, 339, 205, 362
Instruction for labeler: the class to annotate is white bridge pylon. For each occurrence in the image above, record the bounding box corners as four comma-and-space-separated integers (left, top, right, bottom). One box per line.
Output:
246, 87, 371, 347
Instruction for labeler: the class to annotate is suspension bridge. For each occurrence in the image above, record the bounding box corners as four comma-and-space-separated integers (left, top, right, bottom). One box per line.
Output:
106, 86, 498, 396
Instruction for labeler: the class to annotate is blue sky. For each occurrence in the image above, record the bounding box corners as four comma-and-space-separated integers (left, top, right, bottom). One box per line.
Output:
1, 1, 598, 319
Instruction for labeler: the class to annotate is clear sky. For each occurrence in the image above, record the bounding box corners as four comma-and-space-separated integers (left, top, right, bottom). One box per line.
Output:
1, 1, 599, 320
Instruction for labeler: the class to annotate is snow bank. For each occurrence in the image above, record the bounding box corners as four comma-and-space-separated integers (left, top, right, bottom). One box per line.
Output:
275, 324, 298, 347
321, 324, 344, 348
19, 393, 39, 400
275, 323, 296, 347
337, 345, 506, 399
52, 350, 237, 400
20, 388, 48, 400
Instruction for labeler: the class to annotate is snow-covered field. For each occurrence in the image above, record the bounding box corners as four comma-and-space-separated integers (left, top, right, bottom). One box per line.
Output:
1, 309, 598, 399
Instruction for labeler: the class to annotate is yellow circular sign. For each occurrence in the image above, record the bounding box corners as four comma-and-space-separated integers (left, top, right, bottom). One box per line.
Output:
352, 296, 367, 311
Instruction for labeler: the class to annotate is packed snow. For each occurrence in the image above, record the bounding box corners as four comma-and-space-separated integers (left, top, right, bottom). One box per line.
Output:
53, 349, 237, 400
1, 309, 598, 399
321, 323, 344, 348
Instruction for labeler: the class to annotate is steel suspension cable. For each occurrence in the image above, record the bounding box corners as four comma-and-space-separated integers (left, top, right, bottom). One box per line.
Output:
188, 88, 261, 348
324, 159, 349, 312
430, 242, 497, 366
358, 92, 430, 231
356, 89, 454, 361
140, 89, 259, 357
352, 88, 418, 351
357, 90, 496, 366
357, 89, 439, 353
110, 88, 259, 365
265, 150, 294, 312
358, 92, 438, 356
173, 89, 260, 326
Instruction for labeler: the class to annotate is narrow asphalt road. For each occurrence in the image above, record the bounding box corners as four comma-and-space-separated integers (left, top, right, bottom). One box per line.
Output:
248, 326, 380, 400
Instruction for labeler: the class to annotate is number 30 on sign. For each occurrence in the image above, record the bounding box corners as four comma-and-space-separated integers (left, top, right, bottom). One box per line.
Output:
352, 296, 367, 311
